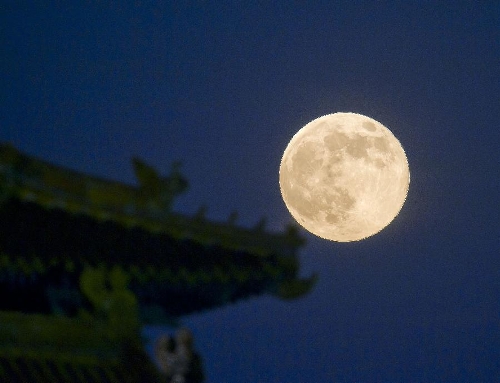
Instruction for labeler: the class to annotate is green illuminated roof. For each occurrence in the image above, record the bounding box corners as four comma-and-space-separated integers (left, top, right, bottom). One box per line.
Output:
0, 143, 316, 319
0, 143, 315, 383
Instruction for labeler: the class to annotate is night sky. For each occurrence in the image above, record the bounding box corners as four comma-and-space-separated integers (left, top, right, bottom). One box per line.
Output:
2, 2, 499, 382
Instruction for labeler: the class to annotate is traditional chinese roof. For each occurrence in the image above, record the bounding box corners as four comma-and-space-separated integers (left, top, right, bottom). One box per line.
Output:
0, 143, 316, 382
0, 143, 316, 320
0, 143, 303, 256
0, 311, 161, 383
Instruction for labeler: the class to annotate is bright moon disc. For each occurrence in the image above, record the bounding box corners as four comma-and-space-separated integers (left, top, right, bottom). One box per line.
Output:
279, 112, 410, 242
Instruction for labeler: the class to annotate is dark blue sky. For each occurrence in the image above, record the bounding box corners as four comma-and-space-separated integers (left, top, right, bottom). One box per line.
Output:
2, 2, 499, 382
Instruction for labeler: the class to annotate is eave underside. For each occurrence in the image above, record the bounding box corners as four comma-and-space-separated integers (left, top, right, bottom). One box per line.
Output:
0, 198, 304, 319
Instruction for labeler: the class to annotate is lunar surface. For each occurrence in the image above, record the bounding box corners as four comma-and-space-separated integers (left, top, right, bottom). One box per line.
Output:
279, 112, 410, 242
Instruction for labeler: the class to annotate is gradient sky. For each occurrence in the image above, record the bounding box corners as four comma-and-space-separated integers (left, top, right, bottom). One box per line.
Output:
1, 2, 499, 382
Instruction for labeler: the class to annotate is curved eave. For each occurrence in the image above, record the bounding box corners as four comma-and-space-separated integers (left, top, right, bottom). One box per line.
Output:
0, 198, 313, 318
0, 143, 304, 257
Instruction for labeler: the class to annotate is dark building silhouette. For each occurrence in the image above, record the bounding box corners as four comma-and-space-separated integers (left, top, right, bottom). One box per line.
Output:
0, 144, 316, 382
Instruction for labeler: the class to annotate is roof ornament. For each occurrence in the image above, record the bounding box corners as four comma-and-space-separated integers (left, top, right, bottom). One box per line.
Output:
132, 158, 188, 213
79, 265, 139, 335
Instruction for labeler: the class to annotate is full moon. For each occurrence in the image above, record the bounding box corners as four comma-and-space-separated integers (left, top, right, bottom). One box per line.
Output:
279, 112, 410, 242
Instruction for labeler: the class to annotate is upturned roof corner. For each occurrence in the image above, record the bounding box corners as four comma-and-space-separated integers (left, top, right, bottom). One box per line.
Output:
0, 143, 315, 319
0, 142, 316, 382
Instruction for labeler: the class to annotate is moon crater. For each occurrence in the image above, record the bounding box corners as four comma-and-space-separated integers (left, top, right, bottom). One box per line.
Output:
280, 112, 410, 242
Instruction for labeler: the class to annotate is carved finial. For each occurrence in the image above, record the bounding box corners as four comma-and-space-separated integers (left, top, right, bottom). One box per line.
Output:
79, 265, 138, 331
133, 158, 160, 193
285, 223, 299, 237
284, 223, 306, 246
132, 158, 188, 213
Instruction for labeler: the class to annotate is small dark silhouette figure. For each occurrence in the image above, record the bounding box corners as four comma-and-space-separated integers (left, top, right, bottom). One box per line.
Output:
154, 328, 204, 383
